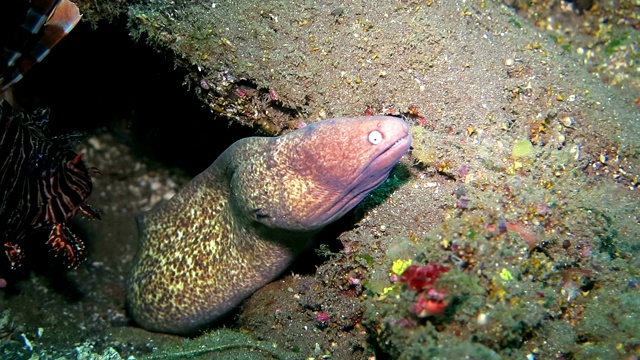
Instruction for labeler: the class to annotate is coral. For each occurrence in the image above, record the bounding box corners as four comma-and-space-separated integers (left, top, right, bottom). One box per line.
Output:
399, 264, 449, 292
396, 263, 451, 318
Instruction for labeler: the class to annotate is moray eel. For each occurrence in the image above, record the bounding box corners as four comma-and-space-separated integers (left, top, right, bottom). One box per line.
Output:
127, 116, 412, 334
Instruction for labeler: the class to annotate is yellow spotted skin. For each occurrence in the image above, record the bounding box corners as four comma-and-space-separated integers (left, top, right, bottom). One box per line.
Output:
126, 116, 412, 334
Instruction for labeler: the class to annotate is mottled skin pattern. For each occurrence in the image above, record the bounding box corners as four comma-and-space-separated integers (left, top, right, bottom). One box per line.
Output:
127, 116, 412, 334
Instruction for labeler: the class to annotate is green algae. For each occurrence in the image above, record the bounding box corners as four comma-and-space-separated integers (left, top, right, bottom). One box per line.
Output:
573, 291, 640, 358
511, 139, 534, 158
361, 129, 639, 358
140, 329, 300, 360
409, 125, 439, 165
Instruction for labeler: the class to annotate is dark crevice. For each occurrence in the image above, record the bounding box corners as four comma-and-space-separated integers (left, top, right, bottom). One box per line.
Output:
13, 15, 255, 176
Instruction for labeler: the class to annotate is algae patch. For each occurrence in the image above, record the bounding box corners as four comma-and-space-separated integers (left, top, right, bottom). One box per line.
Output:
512, 139, 535, 158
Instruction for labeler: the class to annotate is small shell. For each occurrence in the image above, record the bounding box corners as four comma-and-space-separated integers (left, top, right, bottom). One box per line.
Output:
560, 116, 574, 128
557, 133, 566, 144
569, 144, 580, 161
599, 153, 608, 163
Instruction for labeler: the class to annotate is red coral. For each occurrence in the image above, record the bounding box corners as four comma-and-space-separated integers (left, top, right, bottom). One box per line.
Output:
398, 263, 450, 318
316, 311, 330, 323
399, 264, 449, 291
413, 289, 448, 317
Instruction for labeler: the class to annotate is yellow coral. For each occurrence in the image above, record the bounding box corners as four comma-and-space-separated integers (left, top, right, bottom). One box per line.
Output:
391, 259, 412, 275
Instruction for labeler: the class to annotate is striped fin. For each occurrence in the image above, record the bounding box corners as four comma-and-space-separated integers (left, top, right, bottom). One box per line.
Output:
4, 242, 25, 269
0, 0, 81, 93
0, 0, 61, 71
47, 223, 86, 269
1, 100, 98, 269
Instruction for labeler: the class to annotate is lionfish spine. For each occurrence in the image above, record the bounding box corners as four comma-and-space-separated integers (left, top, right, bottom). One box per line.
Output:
0, 102, 95, 269
0, 0, 81, 93
0, 0, 94, 271
42, 153, 92, 224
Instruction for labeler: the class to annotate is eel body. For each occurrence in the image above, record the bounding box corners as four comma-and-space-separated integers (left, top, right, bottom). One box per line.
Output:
126, 116, 412, 334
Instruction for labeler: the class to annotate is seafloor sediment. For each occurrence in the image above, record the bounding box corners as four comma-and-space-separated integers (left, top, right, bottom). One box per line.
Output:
0, 0, 638, 359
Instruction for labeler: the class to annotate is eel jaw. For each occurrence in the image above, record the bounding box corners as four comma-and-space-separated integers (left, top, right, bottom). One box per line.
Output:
306, 130, 413, 229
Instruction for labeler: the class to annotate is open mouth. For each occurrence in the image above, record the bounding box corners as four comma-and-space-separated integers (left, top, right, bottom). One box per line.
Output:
320, 131, 413, 224
300, 123, 413, 229
374, 132, 413, 168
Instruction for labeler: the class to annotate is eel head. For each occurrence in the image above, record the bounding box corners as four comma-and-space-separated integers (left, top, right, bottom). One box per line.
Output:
231, 116, 412, 232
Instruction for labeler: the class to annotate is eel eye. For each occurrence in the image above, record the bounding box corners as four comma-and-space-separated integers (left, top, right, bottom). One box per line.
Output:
368, 130, 383, 145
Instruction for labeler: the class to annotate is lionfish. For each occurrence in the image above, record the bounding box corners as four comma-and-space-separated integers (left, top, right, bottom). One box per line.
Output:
0, 0, 99, 271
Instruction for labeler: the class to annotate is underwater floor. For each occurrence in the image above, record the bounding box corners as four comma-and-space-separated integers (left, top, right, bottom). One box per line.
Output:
1, 0, 639, 359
